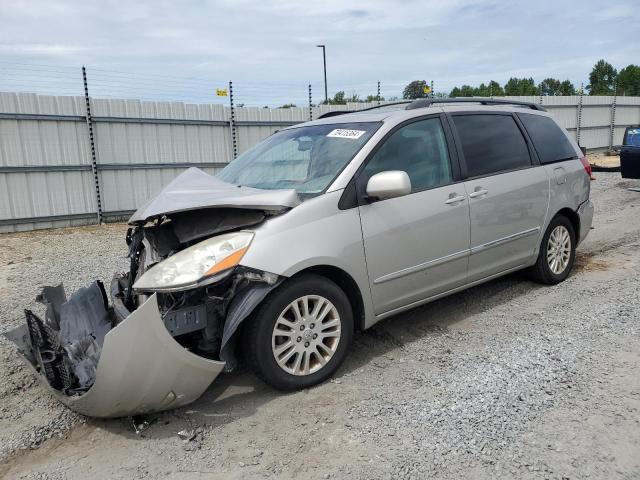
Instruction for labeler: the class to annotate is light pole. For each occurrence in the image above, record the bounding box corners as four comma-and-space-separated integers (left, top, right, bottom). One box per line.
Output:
317, 44, 328, 104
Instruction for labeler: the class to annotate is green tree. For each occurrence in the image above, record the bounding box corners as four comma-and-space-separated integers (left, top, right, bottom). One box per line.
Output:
346, 93, 361, 103
488, 80, 504, 96
539, 78, 562, 96
558, 80, 576, 96
504, 77, 539, 95
588, 59, 617, 95
458, 85, 475, 97
403, 80, 429, 99
474, 83, 491, 96
323, 91, 346, 105
449, 87, 462, 97
617, 64, 640, 96
365, 94, 385, 102
278, 103, 297, 109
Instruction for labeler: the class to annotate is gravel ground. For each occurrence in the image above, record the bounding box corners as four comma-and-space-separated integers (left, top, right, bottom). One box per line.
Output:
1, 172, 639, 479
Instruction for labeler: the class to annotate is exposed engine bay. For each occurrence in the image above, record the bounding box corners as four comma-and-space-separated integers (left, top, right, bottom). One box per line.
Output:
5, 168, 299, 417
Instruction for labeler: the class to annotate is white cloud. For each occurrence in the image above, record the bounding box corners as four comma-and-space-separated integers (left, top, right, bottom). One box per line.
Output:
0, 0, 638, 104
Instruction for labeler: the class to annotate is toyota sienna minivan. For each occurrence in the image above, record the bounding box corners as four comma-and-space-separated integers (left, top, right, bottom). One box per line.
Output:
8, 98, 594, 417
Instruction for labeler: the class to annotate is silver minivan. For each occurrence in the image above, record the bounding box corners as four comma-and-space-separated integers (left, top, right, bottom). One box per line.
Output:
9, 98, 594, 417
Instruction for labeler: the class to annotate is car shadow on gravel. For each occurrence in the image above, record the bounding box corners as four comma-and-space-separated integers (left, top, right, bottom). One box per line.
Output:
92, 270, 547, 441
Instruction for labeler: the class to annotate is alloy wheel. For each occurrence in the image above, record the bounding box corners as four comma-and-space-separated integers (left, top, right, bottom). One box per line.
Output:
547, 225, 572, 274
271, 295, 341, 376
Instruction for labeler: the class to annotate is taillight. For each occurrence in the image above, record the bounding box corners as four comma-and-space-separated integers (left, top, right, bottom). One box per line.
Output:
579, 156, 595, 180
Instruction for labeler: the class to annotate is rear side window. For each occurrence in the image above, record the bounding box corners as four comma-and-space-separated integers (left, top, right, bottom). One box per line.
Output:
452, 114, 531, 177
518, 113, 577, 163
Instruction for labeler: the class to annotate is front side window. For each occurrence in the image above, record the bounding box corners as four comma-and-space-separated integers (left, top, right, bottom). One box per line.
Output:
217, 122, 380, 196
362, 117, 453, 192
517, 113, 577, 163
452, 114, 531, 177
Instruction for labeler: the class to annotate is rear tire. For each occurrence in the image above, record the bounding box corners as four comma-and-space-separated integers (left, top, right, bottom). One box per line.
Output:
243, 274, 353, 390
529, 215, 576, 284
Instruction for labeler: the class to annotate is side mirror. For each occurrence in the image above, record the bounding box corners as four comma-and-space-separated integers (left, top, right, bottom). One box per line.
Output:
366, 171, 412, 201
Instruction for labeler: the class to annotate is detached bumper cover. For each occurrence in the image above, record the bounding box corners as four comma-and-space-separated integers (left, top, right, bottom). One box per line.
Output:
8, 294, 224, 418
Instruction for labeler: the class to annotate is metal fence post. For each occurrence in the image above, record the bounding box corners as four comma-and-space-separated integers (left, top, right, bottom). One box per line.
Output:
82, 66, 103, 224
609, 82, 617, 152
308, 84, 313, 121
229, 81, 238, 160
576, 83, 584, 146
430, 80, 434, 98
377, 81, 381, 105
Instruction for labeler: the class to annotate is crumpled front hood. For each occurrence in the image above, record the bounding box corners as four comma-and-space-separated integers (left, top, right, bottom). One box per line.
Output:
129, 167, 301, 224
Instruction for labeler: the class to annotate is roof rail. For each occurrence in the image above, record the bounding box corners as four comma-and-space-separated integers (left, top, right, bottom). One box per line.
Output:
317, 101, 412, 119
405, 97, 546, 112
317, 110, 354, 119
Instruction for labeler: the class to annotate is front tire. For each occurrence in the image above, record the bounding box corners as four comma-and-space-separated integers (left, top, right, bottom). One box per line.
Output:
529, 215, 576, 284
243, 274, 354, 390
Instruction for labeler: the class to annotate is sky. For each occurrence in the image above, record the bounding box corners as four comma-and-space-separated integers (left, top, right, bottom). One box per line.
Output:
0, 0, 638, 106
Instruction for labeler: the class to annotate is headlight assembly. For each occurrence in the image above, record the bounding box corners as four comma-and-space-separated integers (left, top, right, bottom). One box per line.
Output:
133, 231, 254, 292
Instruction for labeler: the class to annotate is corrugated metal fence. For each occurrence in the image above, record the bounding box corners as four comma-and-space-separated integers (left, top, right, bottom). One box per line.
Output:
1, 92, 639, 232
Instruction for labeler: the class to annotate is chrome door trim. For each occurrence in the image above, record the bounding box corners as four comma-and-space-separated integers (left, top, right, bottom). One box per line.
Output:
373, 249, 470, 285
373, 226, 541, 286
375, 263, 527, 321
470, 227, 541, 255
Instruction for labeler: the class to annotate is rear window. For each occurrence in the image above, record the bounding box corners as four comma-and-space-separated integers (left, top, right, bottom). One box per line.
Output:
518, 113, 577, 163
452, 114, 531, 177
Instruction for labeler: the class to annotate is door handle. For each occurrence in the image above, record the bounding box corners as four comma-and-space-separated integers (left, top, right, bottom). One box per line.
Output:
445, 194, 466, 205
469, 188, 488, 199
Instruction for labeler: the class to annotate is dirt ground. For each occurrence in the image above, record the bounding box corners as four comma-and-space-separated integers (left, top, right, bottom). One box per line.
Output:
588, 151, 621, 168
1, 172, 639, 479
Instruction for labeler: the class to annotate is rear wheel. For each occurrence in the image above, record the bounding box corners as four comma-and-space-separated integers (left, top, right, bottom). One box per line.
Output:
243, 274, 353, 390
529, 215, 576, 284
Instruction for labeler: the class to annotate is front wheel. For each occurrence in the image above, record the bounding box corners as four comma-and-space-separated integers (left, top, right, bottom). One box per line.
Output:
243, 274, 353, 390
529, 215, 576, 284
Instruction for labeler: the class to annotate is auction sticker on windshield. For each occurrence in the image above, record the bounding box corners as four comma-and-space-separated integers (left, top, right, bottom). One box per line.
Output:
327, 129, 366, 139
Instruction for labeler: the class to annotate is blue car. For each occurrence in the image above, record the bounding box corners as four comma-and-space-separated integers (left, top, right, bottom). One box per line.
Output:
620, 126, 640, 179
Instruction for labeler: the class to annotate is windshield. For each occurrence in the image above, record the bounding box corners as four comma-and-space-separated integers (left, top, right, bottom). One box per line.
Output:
217, 122, 381, 195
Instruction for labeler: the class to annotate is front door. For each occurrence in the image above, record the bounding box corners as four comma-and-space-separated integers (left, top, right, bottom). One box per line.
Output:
357, 116, 470, 315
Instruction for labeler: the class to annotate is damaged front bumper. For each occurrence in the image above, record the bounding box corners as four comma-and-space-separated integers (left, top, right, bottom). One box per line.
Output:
7, 287, 225, 418
6, 268, 279, 418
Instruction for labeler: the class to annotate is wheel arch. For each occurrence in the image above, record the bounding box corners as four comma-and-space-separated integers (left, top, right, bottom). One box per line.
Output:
553, 207, 580, 239
292, 265, 366, 332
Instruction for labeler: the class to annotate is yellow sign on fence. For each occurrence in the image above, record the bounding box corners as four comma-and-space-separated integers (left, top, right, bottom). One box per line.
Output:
216, 88, 228, 97
423, 85, 432, 94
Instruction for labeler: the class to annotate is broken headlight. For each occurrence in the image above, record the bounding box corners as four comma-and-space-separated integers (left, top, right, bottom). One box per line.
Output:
133, 231, 254, 292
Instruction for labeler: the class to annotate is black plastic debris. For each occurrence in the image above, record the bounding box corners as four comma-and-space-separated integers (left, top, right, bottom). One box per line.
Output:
132, 415, 156, 435
22, 281, 112, 395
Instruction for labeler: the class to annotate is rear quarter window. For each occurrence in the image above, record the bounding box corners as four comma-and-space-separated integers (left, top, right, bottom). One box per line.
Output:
517, 113, 577, 163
